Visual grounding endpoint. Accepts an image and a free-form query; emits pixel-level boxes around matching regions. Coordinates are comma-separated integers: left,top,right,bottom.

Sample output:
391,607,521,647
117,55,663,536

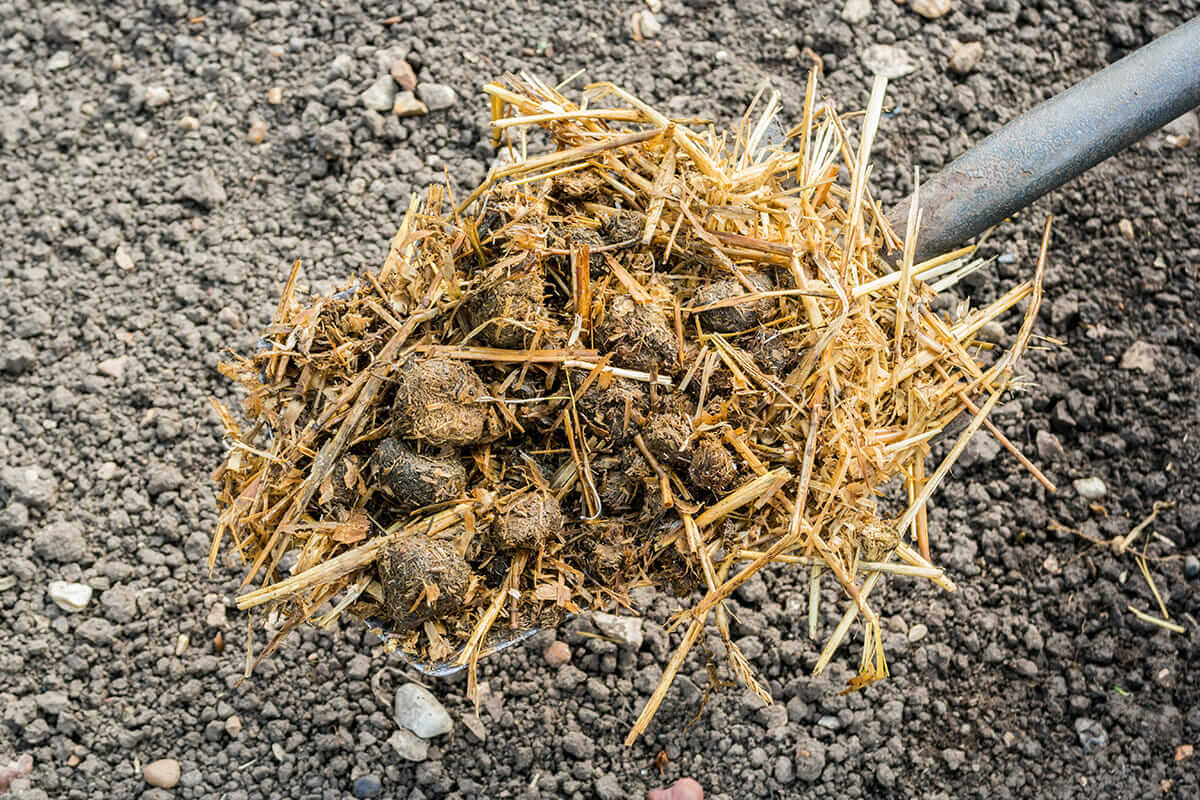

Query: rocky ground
1,1,1198,798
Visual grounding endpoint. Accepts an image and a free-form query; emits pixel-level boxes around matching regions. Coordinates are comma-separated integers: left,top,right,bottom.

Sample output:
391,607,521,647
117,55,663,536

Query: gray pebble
387,728,428,761
1,466,57,509
1073,477,1107,501
360,75,396,111
793,737,825,781
1074,718,1107,753
47,51,71,71
33,521,88,563
99,585,139,624
942,748,966,770
178,169,228,209
394,683,453,738
147,464,185,496
561,730,594,760
416,83,457,111
1,340,37,374
0,502,30,535
594,773,623,800
76,617,116,645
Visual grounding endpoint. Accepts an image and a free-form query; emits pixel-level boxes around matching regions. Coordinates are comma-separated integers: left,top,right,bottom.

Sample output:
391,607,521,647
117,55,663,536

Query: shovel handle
890,15,1200,263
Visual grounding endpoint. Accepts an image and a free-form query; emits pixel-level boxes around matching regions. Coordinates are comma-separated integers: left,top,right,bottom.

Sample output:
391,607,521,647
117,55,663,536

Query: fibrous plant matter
211,70,1052,744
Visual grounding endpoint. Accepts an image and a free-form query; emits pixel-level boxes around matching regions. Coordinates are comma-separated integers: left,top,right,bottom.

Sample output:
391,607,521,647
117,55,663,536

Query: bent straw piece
814,217,1052,676
693,468,791,529
625,615,705,746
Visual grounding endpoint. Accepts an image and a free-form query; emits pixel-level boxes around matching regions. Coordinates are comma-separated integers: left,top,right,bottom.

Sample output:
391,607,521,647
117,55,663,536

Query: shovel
888,15,1200,262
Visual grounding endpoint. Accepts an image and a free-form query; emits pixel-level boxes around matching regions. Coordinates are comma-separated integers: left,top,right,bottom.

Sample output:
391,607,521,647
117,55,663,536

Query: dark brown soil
1,1,1197,799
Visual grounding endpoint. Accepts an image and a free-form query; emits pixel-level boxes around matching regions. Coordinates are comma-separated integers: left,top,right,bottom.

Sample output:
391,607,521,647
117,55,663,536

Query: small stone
1035,430,1066,462
35,691,69,716
48,581,92,612
592,611,644,649
543,640,571,667
361,75,396,112
911,0,951,18
394,683,453,738
1073,477,1107,501
1074,718,1107,754
346,653,370,680
639,11,663,38
267,87,283,104
793,737,826,782
1,466,57,509
1012,658,1038,677
841,0,872,24
0,502,29,535
1163,111,1197,148
461,713,487,743
33,521,88,564
942,748,966,770
1117,218,1134,239
861,44,916,78
1119,340,1159,373
907,623,928,642
949,41,983,74
143,759,181,789
178,169,228,209
595,773,624,800
352,775,383,798
206,602,227,628
98,356,129,379
392,92,428,117
1182,555,1198,579
145,86,171,107
1,340,36,374
329,52,354,79
1176,744,1195,761
390,59,417,91
47,51,71,71
247,120,267,144
178,115,200,130
224,715,242,738
387,728,429,761
416,83,457,111
114,245,134,270
562,730,595,760
147,464,185,496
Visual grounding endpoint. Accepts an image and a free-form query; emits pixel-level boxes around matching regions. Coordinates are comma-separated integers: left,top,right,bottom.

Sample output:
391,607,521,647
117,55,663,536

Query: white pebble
48,581,93,612
394,683,453,738
1073,477,1107,501
145,86,171,107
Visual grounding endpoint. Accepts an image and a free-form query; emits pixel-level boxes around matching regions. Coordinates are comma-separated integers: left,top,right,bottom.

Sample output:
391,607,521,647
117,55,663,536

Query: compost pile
212,72,1048,741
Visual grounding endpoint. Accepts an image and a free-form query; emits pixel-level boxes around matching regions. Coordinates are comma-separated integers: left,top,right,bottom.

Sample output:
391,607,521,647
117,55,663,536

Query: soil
0,1,1197,800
